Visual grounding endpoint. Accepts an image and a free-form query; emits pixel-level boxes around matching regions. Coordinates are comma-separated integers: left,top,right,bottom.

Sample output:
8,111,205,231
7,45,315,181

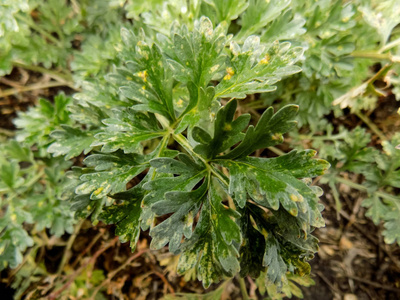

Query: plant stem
334,176,399,203
351,51,400,63
24,169,45,188
351,50,392,60
244,99,266,108
298,131,349,141
380,37,400,53
174,133,232,188
355,111,387,142
173,133,207,164
209,166,229,187
238,276,250,300
57,219,85,275
12,61,73,83
0,128,15,137
173,133,233,190
0,81,73,98
15,14,63,48
333,63,392,109
268,146,285,156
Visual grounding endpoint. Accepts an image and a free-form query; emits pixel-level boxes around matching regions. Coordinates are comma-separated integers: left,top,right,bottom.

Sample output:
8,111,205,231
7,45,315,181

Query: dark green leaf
48,125,97,160
101,184,144,251
219,105,299,159
214,38,303,99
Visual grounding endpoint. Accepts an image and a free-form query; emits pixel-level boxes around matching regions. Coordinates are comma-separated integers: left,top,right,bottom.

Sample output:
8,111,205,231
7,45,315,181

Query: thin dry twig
89,248,150,299
48,236,119,300
152,270,175,295
315,271,342,297
0,77,24,88
328,199,400,272
343,275,400,293
70,229,104,269
0,81,70,98
57,220,85,275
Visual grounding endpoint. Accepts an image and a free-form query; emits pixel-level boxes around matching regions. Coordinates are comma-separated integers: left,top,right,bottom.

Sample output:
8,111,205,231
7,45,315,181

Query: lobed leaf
48,125,97,160
214,37,303,99
101,185,144,251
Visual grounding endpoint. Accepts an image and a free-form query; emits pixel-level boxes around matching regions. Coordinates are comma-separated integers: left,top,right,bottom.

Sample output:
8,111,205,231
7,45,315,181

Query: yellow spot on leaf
261,228,268,237
137,70,148,82
176,99,184,107
290,194,299,202
210,64,220,73
271,133,282,141
11,214,17,222
223,123,232,131
259,54,271,65
93,187,104,196
224,67,235,80
224,74,232,80
187,212,193,224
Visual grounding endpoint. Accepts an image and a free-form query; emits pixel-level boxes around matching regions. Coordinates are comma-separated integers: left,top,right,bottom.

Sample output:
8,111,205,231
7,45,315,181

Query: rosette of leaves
50,17,329,288
0,0,29,40
121,0,382,126
362,134,400,245
0,93,80,270
290,0,376,123
0,0,84,75
71,24,123,83
14,93,72,151
0,0,126,76
231,0,380,126
298,127,400,246
0,141,75,270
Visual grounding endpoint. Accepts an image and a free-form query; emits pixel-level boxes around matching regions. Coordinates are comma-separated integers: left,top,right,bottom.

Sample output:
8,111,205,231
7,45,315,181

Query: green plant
0,94,78,271
294,127,400,246
45,17,329,289
0,0,126,84
2,0,400,298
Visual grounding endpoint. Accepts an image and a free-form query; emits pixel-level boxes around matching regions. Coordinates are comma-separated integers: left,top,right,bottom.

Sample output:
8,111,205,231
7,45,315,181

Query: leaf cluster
295,126,400,246
43,17,330,289
4,0,400,297
0,141,75,270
